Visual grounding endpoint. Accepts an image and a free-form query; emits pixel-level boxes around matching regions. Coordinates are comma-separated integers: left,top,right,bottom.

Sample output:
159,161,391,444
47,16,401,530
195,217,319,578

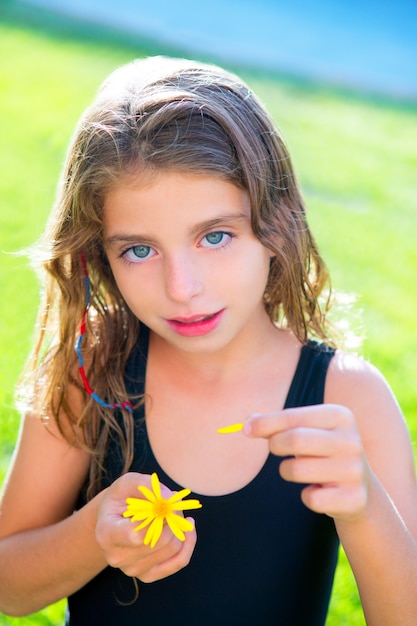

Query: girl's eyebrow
105,213,248,246
105,233,159,246
189,213,247,236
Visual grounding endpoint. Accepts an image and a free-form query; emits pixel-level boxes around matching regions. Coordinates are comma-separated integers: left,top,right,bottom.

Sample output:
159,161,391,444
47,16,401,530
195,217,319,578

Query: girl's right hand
95,472,197,582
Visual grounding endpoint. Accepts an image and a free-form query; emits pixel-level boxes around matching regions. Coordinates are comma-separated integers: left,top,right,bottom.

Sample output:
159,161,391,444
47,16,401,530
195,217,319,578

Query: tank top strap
284,340,335,409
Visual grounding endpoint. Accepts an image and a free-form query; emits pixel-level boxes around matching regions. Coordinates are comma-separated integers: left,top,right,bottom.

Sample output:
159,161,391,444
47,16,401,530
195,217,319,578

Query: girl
0,56,416,626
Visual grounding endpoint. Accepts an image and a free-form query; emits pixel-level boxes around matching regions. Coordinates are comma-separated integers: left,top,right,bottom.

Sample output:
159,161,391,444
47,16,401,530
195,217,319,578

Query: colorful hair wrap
75,253,133,413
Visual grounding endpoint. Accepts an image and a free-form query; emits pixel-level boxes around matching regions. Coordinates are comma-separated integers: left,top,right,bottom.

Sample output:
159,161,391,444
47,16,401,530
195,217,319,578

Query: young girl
0,56,416,626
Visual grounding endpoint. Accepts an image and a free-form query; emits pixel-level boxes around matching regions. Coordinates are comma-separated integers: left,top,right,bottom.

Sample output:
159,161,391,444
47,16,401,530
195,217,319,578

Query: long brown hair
19,56,332,497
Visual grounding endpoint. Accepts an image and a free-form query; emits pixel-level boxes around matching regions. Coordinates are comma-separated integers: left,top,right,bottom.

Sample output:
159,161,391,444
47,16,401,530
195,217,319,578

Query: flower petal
124,498,154,512
217,422,244,434
144,516,164,548
167,488,191,503
151,472,162,499
133,515,154,531
171,499,202,511
167,513,194,532
125,510,154,521
137,485,157,502
166,515,186,541
143,520,156,546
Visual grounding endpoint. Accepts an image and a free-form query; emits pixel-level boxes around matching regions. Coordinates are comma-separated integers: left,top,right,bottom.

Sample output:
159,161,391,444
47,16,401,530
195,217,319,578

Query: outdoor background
1,0,416,624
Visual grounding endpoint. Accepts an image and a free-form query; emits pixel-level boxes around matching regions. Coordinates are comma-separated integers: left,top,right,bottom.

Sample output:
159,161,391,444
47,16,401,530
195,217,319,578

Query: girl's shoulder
325,349,393,404
325,349,417,540
324,349,408,461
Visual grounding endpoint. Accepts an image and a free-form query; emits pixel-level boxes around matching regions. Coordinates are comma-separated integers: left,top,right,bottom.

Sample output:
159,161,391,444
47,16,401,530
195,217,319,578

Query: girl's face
103,171,273,355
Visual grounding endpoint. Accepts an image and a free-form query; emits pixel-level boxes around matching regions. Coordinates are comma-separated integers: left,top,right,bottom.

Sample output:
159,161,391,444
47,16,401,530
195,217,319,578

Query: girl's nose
164,255,204,303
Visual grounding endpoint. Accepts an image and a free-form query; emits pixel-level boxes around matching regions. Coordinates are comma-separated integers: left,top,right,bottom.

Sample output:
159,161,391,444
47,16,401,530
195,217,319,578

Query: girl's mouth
166,310,225,337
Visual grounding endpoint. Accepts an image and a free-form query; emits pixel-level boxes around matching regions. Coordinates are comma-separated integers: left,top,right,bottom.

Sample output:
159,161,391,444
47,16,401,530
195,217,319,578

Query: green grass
1,2,416,624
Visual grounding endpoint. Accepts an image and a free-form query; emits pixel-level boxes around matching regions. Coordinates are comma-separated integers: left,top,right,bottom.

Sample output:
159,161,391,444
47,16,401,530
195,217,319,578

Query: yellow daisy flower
123,472,202,548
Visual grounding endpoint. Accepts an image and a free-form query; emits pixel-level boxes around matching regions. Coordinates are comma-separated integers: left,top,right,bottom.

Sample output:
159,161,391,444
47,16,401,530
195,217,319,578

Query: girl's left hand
244,404,371,523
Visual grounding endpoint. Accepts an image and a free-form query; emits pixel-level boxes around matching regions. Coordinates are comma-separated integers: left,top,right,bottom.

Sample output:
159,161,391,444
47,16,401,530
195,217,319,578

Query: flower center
154,499,172,517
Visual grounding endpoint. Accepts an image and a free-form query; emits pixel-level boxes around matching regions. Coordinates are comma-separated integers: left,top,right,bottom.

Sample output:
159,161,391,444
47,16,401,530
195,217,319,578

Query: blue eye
123,245,154,263
201,231,232,248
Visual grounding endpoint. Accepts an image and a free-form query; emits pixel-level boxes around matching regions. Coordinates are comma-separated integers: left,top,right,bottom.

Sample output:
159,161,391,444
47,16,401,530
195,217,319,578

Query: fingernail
243,420,252,435
243,412,262,436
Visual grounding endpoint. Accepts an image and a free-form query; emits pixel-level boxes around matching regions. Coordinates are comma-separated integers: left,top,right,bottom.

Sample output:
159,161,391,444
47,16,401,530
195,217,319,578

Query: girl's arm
0,411,196,617
0,411,106,615
327,355,417,626
245,353,417,626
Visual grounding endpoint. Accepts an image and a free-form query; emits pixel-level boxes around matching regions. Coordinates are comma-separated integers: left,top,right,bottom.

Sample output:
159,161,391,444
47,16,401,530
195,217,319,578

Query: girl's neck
148,317,290,386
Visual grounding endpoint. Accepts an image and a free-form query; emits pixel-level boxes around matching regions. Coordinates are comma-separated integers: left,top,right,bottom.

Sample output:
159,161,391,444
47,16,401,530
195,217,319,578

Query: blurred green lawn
1,3,416,625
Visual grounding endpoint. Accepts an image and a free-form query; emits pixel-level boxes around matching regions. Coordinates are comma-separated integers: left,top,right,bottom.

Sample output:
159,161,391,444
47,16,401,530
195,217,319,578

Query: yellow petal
166,515,187,541
124,498,154,513
172,499,202,511
123,511,155,522
145,516,164,548
138,485,157,502
166,522,185,541
143,520,156,546
167,513,194,533
151,472,162,499
133,515,154,531
124,507,153,520
168,488,192,503
217,422,244,434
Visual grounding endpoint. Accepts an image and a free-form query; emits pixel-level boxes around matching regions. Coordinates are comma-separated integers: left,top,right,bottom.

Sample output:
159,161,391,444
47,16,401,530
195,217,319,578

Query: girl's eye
200,231,232,248
122,245,155,263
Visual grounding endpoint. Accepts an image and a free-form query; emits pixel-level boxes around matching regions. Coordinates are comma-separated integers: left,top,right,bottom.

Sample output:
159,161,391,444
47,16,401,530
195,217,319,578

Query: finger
114,472,156,498
138,519,197,583
279,455,365,486
267,427,345,458
301,483,368,519
107,520,186,573
120,527,186,577
244,404,354,439
269,422,363,459
100,473,156,520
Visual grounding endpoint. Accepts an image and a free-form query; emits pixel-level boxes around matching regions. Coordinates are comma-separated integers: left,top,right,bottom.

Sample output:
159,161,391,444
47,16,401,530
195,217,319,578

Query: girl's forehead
105,170,249,208
103,172,251,235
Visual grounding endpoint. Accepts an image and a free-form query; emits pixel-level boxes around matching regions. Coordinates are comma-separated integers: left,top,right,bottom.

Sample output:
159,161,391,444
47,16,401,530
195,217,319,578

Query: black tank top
67,329,338,626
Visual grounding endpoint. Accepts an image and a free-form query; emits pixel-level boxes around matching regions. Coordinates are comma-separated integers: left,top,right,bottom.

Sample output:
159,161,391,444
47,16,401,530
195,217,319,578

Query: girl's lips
166,309,225,337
